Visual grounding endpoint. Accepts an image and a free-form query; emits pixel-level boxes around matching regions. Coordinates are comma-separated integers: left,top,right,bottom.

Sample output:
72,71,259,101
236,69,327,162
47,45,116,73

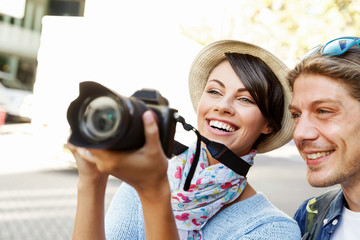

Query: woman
69,40,300,239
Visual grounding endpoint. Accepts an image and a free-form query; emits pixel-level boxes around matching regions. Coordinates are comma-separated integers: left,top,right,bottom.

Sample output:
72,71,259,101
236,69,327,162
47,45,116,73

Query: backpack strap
302,189,339,240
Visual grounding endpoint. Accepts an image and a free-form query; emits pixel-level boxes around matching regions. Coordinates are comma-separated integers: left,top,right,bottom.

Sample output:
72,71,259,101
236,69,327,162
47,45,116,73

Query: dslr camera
67,81,178,157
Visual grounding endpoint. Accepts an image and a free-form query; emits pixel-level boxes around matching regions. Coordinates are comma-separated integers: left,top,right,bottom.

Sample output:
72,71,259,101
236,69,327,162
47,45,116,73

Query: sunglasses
302,37,360,60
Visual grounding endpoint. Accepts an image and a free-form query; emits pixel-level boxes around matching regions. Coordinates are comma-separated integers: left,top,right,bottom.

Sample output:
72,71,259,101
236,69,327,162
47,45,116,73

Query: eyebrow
208,79,248,93
288,104,297,111
288,98,343,111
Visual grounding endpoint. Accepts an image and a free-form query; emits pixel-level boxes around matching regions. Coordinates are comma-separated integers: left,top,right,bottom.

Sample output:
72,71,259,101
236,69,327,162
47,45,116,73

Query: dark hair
288,47,360,101
225,52,285,148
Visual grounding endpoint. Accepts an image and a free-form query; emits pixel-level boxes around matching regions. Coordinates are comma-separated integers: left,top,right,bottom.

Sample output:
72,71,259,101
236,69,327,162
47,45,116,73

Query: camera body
67,81,177,157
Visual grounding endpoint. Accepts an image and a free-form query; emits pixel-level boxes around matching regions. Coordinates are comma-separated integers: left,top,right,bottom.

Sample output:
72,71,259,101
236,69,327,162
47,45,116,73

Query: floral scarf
168,142,256,240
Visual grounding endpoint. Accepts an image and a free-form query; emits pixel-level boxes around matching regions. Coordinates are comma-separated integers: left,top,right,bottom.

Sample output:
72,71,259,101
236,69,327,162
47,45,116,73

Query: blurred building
0,0,85,91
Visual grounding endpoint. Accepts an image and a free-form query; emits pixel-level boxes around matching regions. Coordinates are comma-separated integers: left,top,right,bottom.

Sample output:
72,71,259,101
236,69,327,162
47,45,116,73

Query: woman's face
197,60,272,156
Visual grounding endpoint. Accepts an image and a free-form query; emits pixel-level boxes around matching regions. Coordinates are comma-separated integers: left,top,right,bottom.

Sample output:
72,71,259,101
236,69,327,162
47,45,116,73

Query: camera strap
175,115,252,191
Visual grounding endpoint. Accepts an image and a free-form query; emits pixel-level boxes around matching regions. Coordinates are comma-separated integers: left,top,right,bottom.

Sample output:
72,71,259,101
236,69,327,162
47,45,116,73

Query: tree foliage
179,0,360,66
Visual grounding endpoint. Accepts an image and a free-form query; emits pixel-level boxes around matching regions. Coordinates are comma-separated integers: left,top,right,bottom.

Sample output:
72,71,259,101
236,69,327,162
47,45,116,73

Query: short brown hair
287,47,360,101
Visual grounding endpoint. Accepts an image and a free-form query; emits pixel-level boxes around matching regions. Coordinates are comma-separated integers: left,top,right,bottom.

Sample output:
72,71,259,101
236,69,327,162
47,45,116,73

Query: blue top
293,189,344,240
105,183,301,239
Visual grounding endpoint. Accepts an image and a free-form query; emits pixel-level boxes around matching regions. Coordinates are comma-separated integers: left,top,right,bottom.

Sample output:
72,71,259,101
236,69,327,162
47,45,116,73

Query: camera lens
79,96,122,142
92,108,116,132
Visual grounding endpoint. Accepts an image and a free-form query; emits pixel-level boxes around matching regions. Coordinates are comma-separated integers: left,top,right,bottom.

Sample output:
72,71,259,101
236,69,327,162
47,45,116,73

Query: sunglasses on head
302,37,360,60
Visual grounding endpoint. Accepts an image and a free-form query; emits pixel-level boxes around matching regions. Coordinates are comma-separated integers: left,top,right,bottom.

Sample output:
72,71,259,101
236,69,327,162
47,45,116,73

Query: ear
261,124,273,135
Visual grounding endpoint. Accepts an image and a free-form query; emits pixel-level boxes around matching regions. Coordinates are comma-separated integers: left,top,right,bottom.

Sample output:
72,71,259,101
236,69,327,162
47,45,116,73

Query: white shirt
330,207,360,240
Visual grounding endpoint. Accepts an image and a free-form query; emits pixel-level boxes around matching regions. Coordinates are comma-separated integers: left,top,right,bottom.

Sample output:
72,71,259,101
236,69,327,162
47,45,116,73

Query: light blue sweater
105,183,301,239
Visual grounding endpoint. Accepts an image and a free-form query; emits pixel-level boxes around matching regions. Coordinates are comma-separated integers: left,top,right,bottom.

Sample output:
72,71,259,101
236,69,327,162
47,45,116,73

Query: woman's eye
238,97,255,104
207,89,221,95
291,113,300,119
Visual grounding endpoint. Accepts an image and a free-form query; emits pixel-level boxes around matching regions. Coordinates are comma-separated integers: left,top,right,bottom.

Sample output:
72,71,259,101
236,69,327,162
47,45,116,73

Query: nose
293,113,319,146
214,97,235,115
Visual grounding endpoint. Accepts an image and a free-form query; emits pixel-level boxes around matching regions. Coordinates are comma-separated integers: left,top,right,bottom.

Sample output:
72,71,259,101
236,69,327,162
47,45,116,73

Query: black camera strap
174,115,252,191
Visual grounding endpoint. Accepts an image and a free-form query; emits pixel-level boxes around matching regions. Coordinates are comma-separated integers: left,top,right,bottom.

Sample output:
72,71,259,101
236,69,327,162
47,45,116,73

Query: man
287,37,360,240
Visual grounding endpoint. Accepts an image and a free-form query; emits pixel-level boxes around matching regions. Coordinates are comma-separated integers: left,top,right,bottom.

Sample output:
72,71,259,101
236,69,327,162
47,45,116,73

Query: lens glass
322,38,354,55
92,108,116,131
80,96,121,142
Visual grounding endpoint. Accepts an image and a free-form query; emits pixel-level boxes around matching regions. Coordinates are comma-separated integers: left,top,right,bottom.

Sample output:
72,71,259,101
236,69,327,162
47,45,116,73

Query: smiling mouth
209,120,237,132
306,150,334,160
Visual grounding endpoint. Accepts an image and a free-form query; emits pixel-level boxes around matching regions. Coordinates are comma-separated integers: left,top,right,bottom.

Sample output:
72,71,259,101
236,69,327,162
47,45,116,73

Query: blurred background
0,0,356,239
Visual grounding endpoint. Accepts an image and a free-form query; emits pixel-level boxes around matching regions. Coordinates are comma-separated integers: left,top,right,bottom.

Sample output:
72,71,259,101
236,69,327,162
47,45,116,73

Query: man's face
289,74,360,187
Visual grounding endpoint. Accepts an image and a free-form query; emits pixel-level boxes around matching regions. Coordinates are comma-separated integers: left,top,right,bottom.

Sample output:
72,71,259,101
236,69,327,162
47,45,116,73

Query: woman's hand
70,110,178,240
67,143,109,187
73,110,170,199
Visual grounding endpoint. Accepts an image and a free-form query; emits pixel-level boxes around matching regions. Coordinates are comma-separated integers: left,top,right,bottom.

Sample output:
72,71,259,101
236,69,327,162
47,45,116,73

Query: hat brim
188,40,294,153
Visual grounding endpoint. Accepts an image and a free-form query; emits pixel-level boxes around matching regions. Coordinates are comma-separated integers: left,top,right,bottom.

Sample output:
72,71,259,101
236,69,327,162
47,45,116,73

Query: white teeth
209,120,235,132
306,151,333,160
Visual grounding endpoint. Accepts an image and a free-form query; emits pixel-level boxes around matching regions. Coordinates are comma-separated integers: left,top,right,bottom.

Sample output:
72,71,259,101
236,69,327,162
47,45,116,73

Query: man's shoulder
295,188,341,216
294,188,342,236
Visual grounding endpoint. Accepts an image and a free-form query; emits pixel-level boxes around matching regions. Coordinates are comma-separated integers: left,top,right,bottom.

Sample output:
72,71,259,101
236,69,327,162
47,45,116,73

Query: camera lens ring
79,95,123,142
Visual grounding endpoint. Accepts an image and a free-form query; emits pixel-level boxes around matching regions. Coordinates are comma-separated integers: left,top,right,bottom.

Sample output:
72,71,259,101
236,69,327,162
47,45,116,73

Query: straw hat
188,40,294,153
